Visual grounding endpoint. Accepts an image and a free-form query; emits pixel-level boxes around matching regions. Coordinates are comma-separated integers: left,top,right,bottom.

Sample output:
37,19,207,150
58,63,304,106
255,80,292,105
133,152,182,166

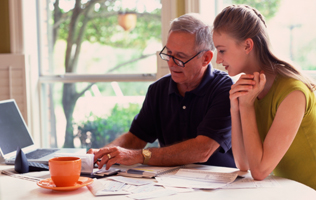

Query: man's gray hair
169,13,214,52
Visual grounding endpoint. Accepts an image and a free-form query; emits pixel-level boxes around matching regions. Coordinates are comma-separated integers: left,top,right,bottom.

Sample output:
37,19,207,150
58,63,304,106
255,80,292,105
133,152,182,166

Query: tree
52,0,161,147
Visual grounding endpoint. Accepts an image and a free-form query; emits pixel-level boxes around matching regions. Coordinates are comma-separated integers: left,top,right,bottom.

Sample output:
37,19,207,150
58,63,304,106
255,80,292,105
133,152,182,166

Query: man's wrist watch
142,149,152,165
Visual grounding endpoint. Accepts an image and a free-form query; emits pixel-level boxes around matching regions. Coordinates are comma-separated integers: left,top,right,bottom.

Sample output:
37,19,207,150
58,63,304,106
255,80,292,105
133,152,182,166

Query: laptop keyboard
25,149,59,159
5,149,60,165
28,161,49,171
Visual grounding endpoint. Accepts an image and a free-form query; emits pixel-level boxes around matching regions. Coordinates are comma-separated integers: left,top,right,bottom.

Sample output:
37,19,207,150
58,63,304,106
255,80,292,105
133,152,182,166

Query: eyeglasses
159,46,206,68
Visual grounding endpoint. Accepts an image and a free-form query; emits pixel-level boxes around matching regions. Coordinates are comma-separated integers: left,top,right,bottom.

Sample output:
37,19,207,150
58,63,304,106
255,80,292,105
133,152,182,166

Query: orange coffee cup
49,157,81,187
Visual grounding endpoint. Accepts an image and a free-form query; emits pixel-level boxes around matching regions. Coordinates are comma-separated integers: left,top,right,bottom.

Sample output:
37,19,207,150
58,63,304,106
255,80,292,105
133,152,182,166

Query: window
201,0,316,77
37,0,164,149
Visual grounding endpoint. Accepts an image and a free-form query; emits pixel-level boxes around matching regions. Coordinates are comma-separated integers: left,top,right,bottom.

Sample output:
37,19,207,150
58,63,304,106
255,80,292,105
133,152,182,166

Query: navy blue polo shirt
130,65,235,168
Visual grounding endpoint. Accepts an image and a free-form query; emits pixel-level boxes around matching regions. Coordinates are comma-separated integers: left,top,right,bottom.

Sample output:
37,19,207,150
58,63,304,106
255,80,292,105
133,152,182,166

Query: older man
88,13,235,169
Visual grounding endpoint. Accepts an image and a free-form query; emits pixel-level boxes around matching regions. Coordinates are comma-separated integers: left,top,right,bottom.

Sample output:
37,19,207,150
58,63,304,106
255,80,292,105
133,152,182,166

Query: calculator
92,168,121,177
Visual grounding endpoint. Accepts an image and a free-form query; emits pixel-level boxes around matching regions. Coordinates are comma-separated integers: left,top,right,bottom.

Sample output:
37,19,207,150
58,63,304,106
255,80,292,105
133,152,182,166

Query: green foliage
56,11,72,41
77,103,141,148
232,0,281,20
56,1,161,50
85,12,161,49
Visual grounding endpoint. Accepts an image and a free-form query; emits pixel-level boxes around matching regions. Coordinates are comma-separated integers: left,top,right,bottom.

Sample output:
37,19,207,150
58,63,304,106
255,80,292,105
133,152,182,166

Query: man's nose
168,58,178,67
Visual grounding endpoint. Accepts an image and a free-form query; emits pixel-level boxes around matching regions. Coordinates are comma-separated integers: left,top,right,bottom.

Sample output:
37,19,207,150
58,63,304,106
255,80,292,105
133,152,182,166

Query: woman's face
213,31,250,76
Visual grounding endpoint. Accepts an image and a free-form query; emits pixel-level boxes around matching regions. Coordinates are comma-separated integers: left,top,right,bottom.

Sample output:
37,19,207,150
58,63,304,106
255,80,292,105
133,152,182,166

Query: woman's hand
238,72,266,107
230,74,256,112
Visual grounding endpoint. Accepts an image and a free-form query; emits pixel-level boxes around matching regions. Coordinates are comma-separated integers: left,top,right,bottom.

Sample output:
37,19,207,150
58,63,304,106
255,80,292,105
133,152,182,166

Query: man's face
165,31,206,86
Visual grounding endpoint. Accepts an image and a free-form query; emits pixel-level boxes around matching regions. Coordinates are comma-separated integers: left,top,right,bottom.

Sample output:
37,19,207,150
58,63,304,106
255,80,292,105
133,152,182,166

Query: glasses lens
160,54,170,61
173,58,184,67
160,52,184,67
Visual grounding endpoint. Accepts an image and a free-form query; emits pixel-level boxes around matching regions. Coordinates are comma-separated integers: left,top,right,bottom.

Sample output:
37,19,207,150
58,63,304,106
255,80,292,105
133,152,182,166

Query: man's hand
87,148,99,155
93,146,143,169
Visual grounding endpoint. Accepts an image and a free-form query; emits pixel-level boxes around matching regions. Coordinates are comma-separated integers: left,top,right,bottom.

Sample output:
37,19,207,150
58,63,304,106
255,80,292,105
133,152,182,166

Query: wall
0,0,10,53
177,0,185,17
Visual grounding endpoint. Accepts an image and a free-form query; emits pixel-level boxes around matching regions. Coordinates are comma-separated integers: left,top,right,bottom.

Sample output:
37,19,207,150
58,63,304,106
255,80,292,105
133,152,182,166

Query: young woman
212,4,316,190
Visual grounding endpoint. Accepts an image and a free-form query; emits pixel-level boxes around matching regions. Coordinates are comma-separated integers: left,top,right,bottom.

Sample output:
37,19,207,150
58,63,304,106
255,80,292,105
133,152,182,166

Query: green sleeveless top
254,76,316,190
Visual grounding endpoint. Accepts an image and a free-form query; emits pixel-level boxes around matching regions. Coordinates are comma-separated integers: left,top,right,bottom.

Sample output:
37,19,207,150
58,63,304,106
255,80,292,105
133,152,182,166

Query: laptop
0,99,87,165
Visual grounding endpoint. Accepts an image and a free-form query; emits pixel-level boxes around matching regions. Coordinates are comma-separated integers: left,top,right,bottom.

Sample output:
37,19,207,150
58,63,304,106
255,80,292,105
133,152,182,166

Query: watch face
143,150,151,156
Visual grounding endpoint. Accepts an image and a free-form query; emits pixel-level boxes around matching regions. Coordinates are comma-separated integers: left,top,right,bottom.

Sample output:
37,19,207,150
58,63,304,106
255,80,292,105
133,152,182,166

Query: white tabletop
0,164,315,200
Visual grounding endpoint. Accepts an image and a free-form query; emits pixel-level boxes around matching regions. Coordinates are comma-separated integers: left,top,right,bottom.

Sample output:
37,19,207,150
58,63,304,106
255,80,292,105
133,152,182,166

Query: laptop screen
0,100,34,155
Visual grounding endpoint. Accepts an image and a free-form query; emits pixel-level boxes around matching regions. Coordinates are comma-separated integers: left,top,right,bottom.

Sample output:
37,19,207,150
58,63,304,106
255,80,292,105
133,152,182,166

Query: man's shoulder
150,74,172,88
212,68,231,79
207,68,233,87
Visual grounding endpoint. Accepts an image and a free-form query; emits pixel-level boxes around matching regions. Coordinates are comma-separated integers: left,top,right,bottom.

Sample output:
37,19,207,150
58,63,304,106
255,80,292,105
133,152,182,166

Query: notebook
0,99,86,165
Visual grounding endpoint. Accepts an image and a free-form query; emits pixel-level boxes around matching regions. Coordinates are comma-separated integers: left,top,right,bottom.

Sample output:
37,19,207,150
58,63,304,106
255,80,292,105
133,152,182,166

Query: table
0,163,315,200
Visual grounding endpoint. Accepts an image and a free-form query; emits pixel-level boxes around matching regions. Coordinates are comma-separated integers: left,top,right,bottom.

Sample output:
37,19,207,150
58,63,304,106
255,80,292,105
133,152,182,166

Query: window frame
10,0,178,147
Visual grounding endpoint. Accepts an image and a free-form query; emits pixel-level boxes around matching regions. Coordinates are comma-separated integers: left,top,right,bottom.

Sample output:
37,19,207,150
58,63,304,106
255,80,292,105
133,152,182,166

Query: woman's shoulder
275,76,309,93
274,76,315,105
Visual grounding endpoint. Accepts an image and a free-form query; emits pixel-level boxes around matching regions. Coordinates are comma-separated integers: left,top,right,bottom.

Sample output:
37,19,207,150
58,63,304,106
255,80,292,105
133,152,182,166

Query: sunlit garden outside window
39,0,161,149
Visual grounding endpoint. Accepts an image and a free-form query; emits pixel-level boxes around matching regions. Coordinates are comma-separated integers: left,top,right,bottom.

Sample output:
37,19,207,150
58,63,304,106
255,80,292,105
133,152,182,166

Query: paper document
174,169,238,183
87,177,165,196
155,176,229,189
155,169,239,189
1,169,50,182
87,179,130,196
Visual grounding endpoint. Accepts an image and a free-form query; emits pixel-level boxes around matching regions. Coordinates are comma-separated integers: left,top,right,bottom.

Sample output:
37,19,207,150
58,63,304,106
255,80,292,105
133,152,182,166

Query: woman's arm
229,74,255,171
231,109,249,170
238,73,306,180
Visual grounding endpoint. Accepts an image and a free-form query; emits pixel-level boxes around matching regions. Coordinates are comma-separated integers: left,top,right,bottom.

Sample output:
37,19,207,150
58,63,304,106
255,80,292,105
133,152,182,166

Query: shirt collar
168,64,214,96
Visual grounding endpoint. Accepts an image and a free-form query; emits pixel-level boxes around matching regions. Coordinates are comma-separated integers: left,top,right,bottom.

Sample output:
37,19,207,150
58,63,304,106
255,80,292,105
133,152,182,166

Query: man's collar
168,64,214,96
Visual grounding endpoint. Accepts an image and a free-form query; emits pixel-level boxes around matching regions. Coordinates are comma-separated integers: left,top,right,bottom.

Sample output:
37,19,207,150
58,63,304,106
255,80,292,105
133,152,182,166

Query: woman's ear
244,38,254,54
202,50,213,66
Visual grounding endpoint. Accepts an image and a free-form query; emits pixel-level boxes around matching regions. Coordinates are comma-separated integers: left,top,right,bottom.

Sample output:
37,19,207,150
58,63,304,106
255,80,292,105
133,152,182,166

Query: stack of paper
155,169,239,189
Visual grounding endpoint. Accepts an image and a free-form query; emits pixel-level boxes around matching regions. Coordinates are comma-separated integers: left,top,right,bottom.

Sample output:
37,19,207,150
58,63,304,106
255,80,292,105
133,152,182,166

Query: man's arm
87,131,147,158
94,134,219,169
146,135,219,166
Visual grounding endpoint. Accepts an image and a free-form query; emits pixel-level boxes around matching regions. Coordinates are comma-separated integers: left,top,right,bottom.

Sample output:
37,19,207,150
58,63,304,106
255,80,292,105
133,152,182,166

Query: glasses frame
159,46,206,68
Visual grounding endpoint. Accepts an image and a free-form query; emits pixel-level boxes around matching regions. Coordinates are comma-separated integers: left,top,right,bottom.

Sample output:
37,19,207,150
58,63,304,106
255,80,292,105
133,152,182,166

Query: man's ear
202,50,213,66
244,38,254,54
